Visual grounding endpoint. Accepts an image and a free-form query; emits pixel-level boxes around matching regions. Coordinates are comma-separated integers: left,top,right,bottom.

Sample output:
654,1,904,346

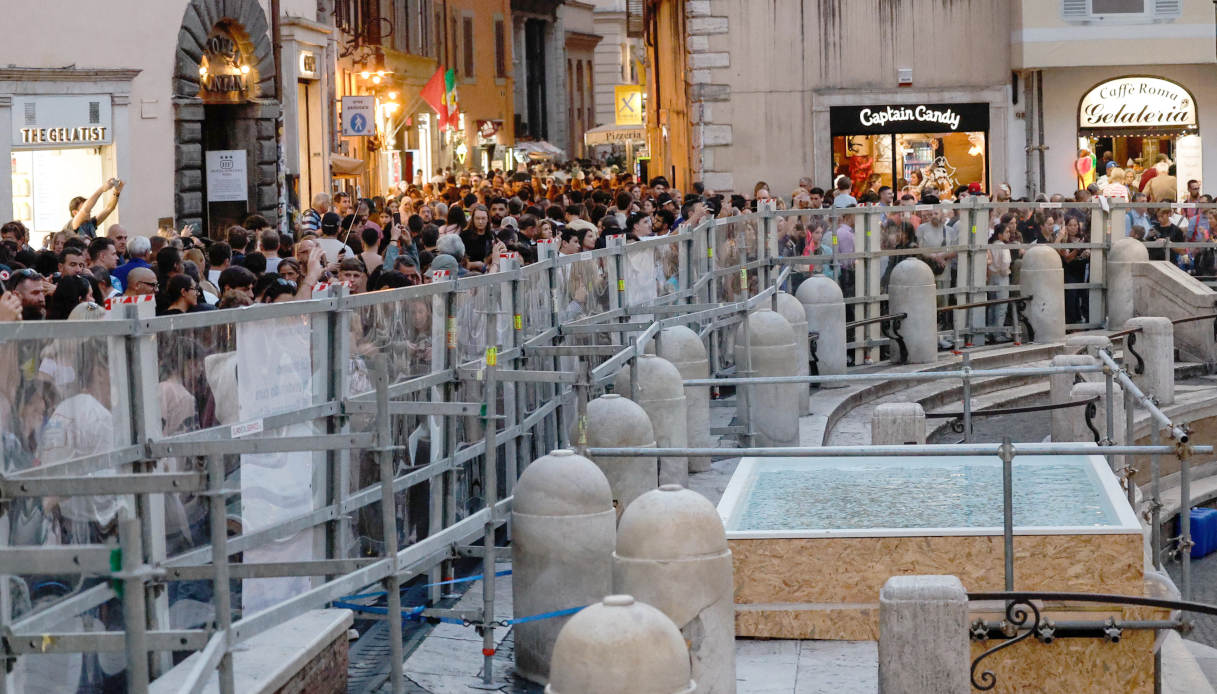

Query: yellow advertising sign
615,85,643,126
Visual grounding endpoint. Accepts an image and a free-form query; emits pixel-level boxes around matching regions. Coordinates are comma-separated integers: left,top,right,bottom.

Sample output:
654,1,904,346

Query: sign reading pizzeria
1078,77,1197,133
829,102,990,136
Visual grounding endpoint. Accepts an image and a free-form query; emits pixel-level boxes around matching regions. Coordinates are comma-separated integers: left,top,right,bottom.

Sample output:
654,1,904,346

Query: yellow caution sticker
513,314,523,330
485,347,498,367
707,247,714,259
446,316,456,349
617,278,626,292
740,268,748,291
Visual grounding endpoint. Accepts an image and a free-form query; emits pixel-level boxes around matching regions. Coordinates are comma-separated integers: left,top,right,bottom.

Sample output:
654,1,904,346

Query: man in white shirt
915,206,958,344
315,212,354,261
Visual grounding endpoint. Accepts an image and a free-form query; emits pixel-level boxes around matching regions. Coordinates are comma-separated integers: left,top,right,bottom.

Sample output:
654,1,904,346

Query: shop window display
832,130,986,199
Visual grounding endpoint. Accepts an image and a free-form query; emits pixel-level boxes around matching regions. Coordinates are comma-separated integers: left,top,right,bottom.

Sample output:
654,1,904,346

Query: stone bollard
647,326,713,472
1067,381,1125,444
1049,355,1097,442
735,309,800,446
546,595,697,694
1125,317,1175,406
580,394,659,518
513,449,616,685
1066,334,1113,358
773,291,812,415
878,575,969,694
871,403,927,445
795,275,846,383
887,258,938,364
1108,237,1149,329
1019,245,1066,342
615,355,690,487
614,485,735,694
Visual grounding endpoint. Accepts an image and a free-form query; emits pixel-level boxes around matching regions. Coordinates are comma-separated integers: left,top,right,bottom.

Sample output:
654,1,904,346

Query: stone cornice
0,67,141,82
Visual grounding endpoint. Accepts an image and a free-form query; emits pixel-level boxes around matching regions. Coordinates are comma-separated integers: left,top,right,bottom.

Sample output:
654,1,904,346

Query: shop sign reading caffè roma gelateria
1079,77,1197,131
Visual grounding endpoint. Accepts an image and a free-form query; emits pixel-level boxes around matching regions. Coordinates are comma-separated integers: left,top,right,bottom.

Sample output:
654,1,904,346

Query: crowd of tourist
2,158,1215,691
0,160,1213,339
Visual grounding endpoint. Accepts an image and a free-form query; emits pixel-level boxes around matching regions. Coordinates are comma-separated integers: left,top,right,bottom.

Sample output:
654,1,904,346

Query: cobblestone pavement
1168,546,1217,648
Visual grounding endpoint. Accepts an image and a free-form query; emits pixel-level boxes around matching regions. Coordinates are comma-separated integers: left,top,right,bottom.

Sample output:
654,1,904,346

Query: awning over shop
514,140,566,160
331,153,366,177
584,123,645,146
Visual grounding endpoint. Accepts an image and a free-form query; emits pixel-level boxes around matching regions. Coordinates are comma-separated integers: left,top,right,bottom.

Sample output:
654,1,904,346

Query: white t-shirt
38,393,123,527
316,237,354,261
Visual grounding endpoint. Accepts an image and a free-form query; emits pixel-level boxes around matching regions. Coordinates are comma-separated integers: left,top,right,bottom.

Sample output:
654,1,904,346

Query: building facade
0,0,528,244
644,0,1216,199
512,0,571,157
1014,0,1215,199
445,0,516,175
3,0,306,243
560,1,602,160
645,0,1011,197
591,0,644,129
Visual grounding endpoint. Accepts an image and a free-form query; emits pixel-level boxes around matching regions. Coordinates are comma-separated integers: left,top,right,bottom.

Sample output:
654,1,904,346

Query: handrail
1106,328,1145,374
1169,312,1217,325
937,296,1034,343
1167,311,1217,345
846,312,907,330
845,313,908,364
925,395,1101,442
966,591,1217,692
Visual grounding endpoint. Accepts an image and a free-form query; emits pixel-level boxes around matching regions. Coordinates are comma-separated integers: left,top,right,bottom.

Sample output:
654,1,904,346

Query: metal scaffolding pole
373,356,404,693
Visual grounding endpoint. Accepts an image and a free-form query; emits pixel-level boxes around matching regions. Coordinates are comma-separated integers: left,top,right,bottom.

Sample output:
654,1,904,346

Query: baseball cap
501,216,519,231
968,182,982,194
320,212,341,234
426,253,460,278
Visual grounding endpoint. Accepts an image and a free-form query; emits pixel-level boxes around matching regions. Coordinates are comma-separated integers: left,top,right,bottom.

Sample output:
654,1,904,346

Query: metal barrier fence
0,199,1213,693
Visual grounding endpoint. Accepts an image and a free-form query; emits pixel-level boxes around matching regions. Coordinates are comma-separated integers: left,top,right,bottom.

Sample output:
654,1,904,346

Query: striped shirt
301,208,322,235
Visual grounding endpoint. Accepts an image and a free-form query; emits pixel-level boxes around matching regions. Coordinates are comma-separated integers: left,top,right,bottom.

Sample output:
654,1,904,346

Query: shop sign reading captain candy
829,102,988,136
858,105,962,131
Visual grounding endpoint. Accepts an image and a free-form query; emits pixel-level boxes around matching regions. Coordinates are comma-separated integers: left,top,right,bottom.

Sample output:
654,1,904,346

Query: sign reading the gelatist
1079,77,1197,131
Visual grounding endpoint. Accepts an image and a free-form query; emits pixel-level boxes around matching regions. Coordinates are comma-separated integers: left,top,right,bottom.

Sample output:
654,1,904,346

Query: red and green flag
421,67,461,131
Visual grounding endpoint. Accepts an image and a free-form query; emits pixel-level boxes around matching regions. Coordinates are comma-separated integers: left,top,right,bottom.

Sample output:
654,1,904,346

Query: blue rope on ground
334,570,514,604
424,569,512,589
498,605,586,626
330,599,588,627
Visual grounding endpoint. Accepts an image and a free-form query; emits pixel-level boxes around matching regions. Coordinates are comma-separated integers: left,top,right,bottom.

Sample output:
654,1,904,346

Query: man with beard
8,269,48,320
489,197,510,228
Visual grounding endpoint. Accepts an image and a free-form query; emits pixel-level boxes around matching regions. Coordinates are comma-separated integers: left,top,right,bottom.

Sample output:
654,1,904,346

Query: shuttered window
463,16,474,78
494,20,506,77
1063,0,1181,19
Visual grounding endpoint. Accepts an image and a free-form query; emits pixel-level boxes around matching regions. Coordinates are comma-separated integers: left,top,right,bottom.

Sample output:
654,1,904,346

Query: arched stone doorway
174,0,280,237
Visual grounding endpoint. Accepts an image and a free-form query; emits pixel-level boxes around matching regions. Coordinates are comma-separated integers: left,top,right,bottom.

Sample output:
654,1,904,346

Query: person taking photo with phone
66,178,124,239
